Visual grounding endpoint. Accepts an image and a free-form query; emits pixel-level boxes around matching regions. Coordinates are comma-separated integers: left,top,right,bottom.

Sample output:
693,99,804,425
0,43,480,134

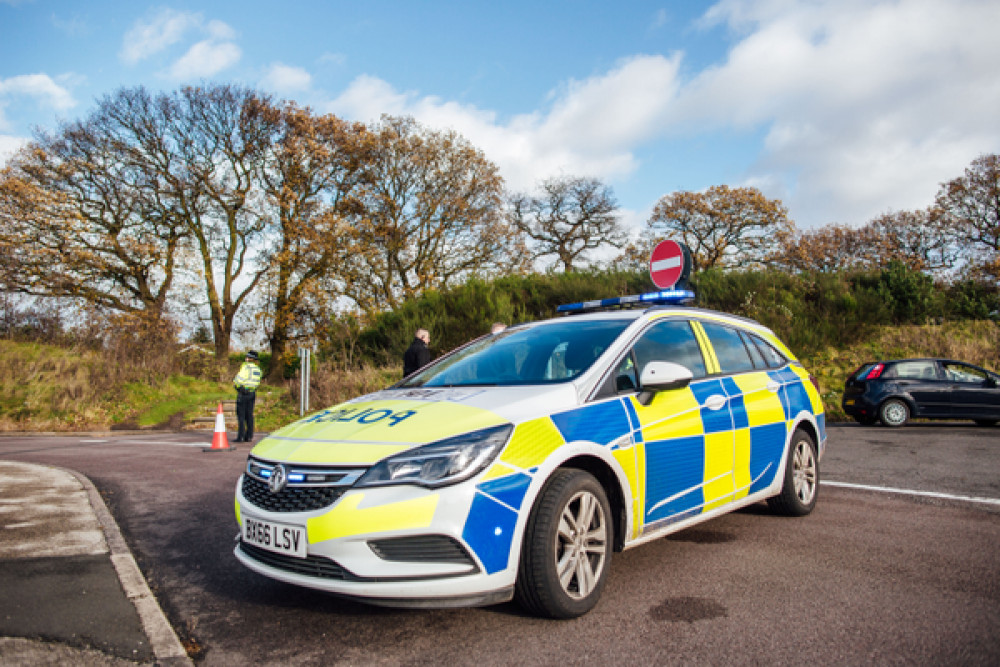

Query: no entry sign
649,240,689,289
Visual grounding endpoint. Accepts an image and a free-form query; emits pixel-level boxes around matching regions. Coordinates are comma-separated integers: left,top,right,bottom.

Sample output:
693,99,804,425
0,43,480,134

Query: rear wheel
879,398,910,427
768,428,819,517
974,419,998,427
515,469,612,619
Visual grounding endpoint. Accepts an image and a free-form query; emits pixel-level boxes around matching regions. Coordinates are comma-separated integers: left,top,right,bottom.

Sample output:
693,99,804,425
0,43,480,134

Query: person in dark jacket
403,328,431,376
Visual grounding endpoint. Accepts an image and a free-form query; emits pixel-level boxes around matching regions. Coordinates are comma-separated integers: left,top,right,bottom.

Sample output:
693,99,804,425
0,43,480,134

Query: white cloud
0,73,75,112
677,0,1000,226
327,55,683,192
166,40,242,80
120,8,201,63
120,9,241,80
0,134,28,166
260,63,312,94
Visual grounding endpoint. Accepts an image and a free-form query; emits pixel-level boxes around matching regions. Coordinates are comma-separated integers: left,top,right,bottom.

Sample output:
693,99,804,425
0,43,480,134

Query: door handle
704,394,727,411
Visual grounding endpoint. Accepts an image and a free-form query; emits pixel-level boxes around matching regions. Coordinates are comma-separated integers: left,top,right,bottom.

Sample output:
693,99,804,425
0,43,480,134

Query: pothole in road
649,597,727,623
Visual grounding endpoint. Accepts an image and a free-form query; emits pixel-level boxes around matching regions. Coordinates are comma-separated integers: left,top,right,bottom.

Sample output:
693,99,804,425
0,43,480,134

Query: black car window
943,362,988,384
632,320,707,379
740,330,768,369
701,321,755,374
894,361,939,380
747,332,788,368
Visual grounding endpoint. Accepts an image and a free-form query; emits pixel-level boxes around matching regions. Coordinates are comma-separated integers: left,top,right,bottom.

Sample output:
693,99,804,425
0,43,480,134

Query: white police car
234,291,825,618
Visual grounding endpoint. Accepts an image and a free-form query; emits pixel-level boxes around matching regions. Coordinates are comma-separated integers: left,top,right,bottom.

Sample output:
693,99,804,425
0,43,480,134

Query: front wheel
879,398,910,427
515,469,612,619
767,429,819,516
974,419,997,427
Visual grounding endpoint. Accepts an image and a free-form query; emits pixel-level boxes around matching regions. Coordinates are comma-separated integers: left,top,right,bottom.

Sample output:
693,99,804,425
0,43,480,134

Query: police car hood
250,384,581,466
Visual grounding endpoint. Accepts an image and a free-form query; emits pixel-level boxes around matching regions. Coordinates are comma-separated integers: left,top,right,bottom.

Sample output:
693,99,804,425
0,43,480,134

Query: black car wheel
879,398,910,427
767,428,819,516
974,419,998,427
514,469,612,619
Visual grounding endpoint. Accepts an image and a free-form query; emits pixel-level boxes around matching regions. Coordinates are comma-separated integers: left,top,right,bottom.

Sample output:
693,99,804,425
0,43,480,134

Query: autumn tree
0,89,187,320
256,103,372,380
935,153,1000,279
168,84,281,359
643,185,793,271
779,210,957,275
340,116,524,313
507,175,625,271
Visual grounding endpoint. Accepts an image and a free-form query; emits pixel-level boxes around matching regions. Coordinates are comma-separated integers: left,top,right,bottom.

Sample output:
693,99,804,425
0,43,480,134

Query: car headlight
356,424,513,489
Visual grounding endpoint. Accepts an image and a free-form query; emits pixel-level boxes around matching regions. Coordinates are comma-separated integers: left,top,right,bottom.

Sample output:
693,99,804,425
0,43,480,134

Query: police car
234,290,825,618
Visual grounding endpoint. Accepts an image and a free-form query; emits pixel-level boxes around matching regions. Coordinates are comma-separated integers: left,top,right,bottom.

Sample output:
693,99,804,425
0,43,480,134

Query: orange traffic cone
203,402,234,452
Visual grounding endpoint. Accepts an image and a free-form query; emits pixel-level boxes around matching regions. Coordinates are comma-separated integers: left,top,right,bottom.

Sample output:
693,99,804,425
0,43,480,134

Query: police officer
233,350,262,443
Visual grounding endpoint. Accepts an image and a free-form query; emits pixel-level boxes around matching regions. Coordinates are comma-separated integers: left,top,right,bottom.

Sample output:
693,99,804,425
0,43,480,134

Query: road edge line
823,480,1000,507
63,467,194,666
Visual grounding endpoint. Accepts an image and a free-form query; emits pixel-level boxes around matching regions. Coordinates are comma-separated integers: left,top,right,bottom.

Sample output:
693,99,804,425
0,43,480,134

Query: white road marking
79,439,108,443
823,480,1000,507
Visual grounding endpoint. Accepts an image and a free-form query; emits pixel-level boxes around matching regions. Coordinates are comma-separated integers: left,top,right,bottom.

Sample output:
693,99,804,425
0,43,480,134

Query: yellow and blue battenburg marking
459,362,824,574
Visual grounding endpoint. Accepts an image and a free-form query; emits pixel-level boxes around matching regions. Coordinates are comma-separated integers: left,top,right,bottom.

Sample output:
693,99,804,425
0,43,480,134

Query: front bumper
234,474,520,606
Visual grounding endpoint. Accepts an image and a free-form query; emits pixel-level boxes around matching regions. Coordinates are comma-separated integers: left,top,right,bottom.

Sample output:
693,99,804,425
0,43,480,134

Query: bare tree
507,175,625,272
0,88,187,320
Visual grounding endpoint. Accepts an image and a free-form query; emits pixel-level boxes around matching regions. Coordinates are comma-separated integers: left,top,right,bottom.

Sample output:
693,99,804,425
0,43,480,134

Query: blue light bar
557,290,695,313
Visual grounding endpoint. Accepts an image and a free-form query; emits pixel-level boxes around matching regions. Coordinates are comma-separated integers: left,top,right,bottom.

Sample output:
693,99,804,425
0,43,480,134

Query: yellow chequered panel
307,492,439,544
790,365,825,413
636,389,703,441
612,445,640,537
481,462,517,483
702,431,735,512
499,417,565,470
734,428,752,499
735,372,786,427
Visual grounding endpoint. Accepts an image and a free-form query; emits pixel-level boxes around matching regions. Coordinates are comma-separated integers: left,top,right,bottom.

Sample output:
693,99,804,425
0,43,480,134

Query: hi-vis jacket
234,362,262,392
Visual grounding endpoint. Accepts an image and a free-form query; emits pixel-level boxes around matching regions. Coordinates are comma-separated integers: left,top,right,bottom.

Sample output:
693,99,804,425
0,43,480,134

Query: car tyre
974,419,998,427
879,398,910,427
515,469,612,619
767,428,819,517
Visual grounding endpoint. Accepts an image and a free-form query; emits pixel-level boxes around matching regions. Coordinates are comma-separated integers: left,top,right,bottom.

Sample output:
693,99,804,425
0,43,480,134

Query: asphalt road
1,424,998,665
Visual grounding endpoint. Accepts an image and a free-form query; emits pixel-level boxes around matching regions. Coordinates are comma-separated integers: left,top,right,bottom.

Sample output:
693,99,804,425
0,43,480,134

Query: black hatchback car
842,358,1000,427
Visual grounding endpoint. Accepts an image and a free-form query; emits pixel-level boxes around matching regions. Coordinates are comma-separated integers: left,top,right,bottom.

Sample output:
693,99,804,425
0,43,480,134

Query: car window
740,331,768,369
746,332,788,369
943,362,988,384
402,319,632,387
893,361,940,380
701,321,755,374
632,319,707,379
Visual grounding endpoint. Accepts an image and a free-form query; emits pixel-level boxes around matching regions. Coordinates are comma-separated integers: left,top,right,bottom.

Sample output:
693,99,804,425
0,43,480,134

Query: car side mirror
637,361,693,405
986,376,998,389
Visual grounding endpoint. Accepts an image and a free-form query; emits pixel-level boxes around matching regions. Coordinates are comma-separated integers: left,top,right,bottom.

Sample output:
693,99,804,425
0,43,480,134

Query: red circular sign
649,240,685,289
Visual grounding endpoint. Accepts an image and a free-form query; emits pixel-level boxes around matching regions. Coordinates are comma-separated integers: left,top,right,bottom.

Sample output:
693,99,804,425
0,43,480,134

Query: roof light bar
557,289,695,313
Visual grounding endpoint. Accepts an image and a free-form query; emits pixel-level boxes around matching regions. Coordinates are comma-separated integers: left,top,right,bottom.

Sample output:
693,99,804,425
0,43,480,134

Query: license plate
242,516,307,558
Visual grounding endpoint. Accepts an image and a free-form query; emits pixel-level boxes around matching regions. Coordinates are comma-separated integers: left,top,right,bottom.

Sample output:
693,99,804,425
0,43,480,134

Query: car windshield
400,318,632,387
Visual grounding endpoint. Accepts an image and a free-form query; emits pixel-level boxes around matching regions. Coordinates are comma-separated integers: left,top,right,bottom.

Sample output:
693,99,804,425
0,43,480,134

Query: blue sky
2,0,999,235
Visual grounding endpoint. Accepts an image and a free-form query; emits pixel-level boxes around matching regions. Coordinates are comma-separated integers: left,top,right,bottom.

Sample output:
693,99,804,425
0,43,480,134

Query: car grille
239,541,357,580
241,456,365,513
368,535,478,568
241,476,347,513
